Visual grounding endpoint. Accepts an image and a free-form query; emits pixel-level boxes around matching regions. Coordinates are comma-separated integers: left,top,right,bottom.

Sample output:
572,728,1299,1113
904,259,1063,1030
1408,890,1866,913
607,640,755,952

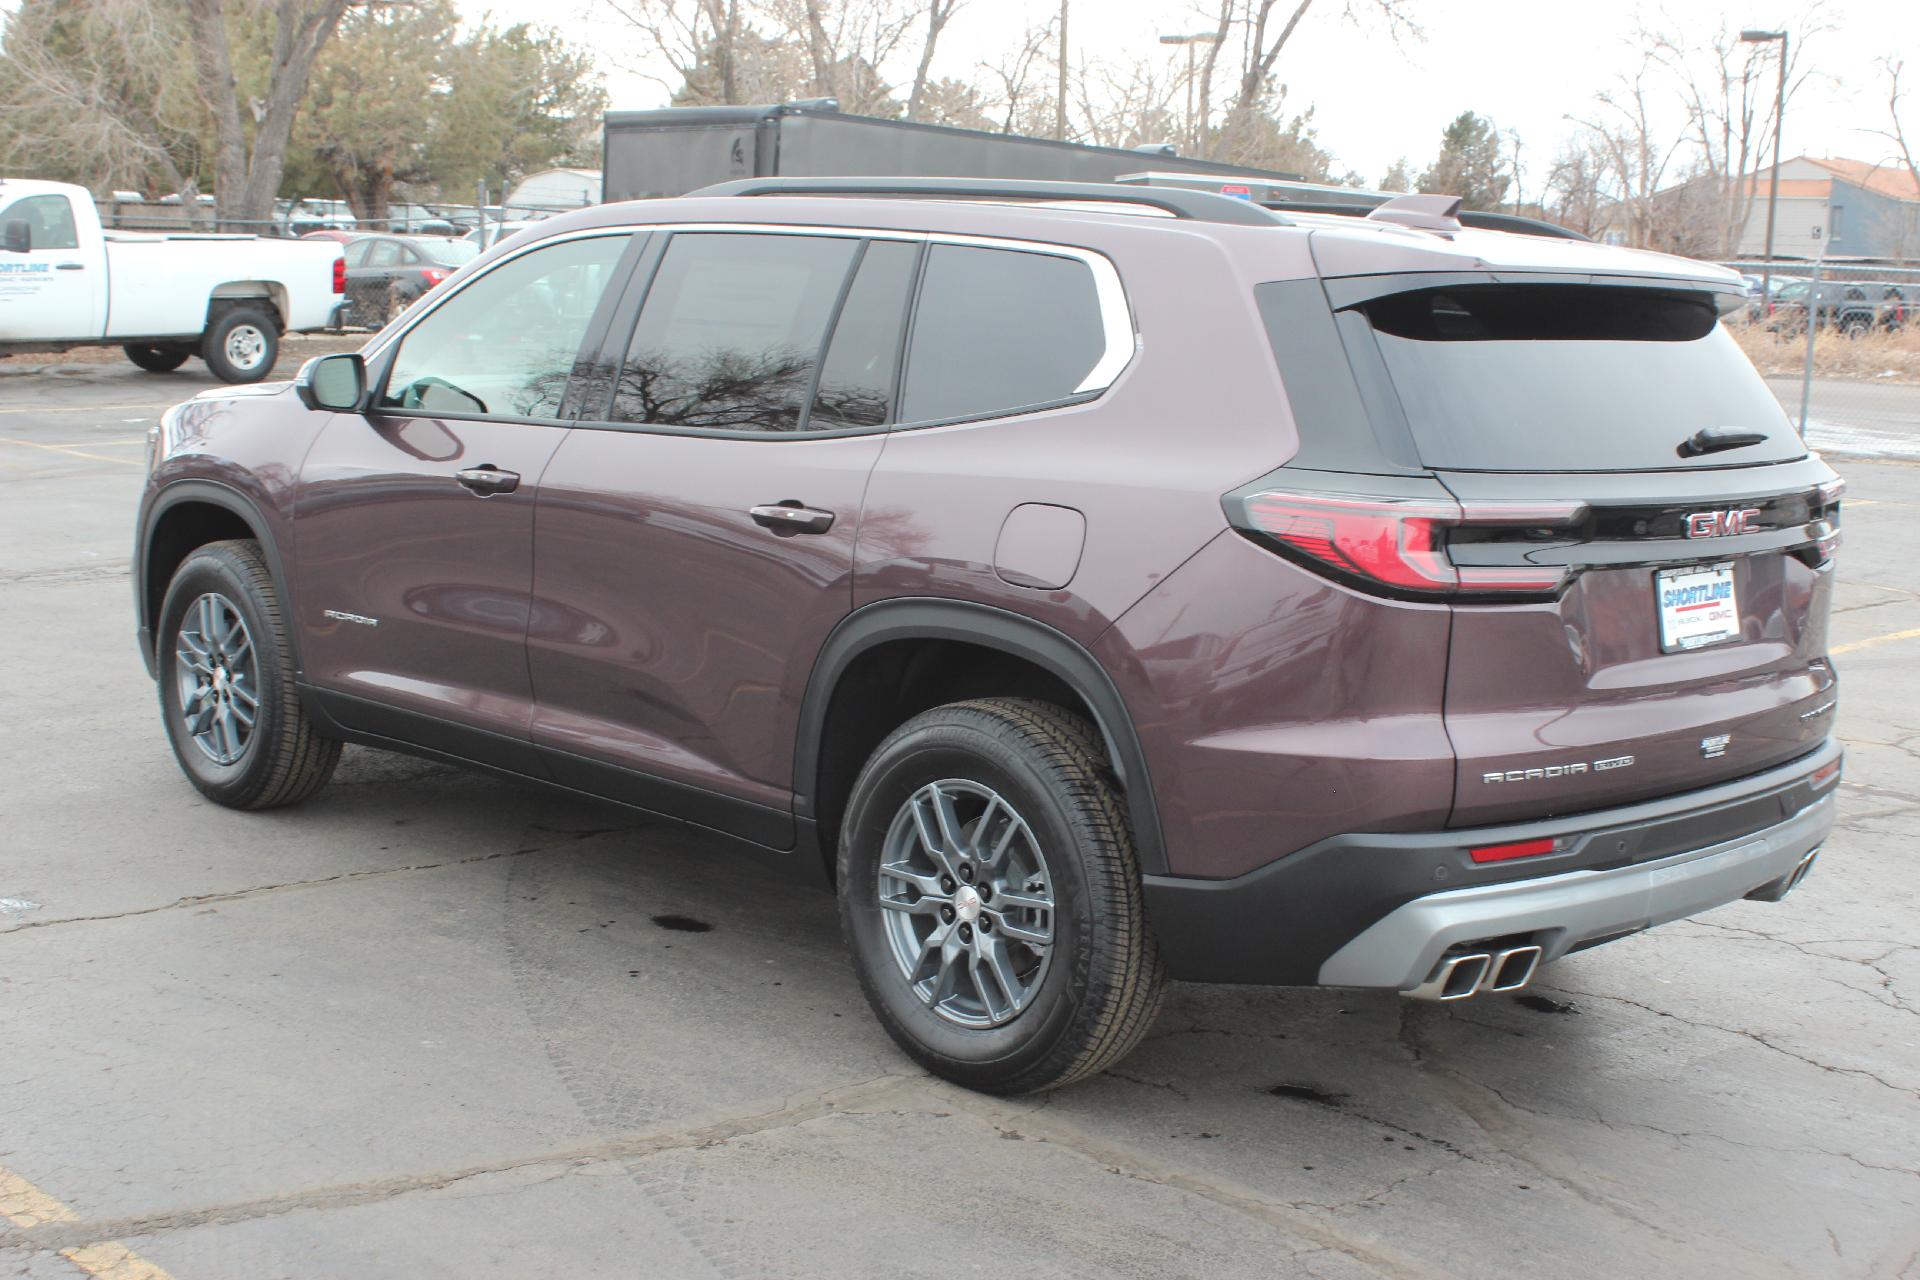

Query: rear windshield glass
1357,284,1802,471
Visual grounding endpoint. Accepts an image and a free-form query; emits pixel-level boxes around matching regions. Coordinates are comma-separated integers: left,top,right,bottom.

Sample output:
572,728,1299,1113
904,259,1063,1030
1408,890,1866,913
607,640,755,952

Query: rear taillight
331,254,345,294
421,267,450,286
1229,491,1583,599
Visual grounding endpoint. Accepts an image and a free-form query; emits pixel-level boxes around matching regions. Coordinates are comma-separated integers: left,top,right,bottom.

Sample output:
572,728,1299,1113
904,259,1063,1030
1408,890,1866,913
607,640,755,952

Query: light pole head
1159,32,1221,45
1739,28,1786,42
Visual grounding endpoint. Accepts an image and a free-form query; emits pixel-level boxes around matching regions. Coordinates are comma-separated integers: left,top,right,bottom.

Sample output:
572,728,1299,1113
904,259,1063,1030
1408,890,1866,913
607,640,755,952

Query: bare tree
905,0,961,120
1868,57,1920,199
602,0,748,103
183,0,352,228
1571,56,1686,250
978,17,1055,135
0,0,204,197
1211,0,1415,161
1542,136,1608,237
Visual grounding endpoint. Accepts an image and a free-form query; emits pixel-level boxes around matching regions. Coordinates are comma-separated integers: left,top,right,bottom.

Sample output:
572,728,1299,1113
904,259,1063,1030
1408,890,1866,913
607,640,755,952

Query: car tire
201,305,279,383
838,698,1166,1094
155,539,340,809
123,343,191,373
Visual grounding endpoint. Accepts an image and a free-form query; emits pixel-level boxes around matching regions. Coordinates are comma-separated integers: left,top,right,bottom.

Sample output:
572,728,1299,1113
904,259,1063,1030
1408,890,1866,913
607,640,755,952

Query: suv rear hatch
1242,258,1841,827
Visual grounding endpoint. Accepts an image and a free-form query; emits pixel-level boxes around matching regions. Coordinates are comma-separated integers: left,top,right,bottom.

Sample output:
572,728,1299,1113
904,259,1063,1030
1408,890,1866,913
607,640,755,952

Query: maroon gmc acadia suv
134,179,1843,1093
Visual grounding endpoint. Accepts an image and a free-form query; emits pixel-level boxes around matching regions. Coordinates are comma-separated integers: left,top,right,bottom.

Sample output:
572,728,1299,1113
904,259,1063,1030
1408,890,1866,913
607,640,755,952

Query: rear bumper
1143,739,1841,987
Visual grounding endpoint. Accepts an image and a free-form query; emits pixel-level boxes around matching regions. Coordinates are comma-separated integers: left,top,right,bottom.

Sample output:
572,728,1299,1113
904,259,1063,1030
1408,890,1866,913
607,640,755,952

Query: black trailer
602,101,1304,202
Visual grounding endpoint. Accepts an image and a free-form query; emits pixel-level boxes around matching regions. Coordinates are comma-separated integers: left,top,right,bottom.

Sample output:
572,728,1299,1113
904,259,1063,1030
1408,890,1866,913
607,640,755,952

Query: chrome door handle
455,466,519,495
749,503,834,535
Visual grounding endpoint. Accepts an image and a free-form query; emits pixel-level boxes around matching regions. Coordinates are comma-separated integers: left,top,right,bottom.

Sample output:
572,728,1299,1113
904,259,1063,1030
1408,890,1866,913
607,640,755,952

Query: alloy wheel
173,592,259,766
877,779,1056,1028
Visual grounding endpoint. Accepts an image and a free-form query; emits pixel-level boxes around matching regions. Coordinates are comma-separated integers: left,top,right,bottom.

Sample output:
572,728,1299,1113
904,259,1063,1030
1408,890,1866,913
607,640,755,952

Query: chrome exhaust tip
1406,951,1493,1001
1746,847,1821,903
1487,945,1543,993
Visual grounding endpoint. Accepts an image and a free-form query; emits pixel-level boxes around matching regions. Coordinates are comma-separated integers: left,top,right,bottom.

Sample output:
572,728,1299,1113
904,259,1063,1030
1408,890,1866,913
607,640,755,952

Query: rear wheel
202,305,279,383
156,539,340,809
123,343,190,373
838,698,1166,1094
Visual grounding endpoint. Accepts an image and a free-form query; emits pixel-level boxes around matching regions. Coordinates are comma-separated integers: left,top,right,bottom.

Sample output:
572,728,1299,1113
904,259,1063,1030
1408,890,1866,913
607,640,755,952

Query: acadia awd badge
1483,755,1634,784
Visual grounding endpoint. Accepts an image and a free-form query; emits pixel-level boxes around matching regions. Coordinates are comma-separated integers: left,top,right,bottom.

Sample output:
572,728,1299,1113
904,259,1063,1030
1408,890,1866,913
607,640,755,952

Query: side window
342,240,371,268
0,194,79,251
610,232,858,432
808,240,918,430
900,244,1108,424
365,240,402,269
381,234,629,420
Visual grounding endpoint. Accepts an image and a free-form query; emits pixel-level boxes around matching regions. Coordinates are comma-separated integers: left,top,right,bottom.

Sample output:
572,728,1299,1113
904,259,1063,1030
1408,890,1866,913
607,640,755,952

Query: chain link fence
1720,258,1920,464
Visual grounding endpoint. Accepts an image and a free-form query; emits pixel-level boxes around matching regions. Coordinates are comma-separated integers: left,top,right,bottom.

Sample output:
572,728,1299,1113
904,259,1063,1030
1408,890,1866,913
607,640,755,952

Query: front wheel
202,305,279,383
838,698,1166,1094
156,539,340,808
124,343,190,373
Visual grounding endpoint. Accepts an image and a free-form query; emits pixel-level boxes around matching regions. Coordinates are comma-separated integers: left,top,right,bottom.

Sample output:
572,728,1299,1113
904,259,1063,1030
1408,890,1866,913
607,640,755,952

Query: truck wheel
202,305,280,383
156,539,340,809
124,343,190,373
838,698,1166,1095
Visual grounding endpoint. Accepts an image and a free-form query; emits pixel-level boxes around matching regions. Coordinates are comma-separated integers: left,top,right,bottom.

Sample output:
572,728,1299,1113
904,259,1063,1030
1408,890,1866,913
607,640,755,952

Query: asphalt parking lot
2,354,1916,1279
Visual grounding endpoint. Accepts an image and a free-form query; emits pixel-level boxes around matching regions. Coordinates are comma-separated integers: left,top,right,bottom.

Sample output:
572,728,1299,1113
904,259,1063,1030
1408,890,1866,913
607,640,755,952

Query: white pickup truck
0,177,346,383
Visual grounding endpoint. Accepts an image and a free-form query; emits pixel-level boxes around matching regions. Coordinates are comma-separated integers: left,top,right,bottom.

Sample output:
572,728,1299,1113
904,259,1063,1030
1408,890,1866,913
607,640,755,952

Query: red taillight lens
1242,493,1458,592
1469,837,1558,864
1232,492,1581,598
331,254,345,294
421,267,450,286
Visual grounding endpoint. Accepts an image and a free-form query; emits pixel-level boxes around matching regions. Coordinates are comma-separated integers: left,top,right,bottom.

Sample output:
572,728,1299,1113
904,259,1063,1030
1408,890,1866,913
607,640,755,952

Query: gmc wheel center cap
954,885,982,923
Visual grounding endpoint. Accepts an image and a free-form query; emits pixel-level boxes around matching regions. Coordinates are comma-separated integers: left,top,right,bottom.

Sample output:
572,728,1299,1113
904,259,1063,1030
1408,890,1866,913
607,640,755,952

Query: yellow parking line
0,1167,79,1227
0,436,142,467
61,1241,177,1280
0,1165,176,1280
1832,626,1920,656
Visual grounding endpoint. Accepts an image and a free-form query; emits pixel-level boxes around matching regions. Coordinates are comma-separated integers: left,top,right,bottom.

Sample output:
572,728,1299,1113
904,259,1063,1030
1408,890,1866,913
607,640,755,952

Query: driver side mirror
294,352,366,412
3,220,30,254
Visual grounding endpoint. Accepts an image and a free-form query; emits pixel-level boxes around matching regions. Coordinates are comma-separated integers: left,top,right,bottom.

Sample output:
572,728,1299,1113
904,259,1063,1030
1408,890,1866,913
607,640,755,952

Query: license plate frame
1656,561,1740,653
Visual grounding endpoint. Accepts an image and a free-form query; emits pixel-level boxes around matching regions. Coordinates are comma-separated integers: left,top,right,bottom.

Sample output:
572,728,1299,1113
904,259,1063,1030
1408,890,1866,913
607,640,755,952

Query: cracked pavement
2,364,1917,1278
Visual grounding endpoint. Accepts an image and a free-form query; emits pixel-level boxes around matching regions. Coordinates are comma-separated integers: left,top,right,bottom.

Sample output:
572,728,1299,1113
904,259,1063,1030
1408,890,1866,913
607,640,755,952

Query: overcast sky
461,0,1916,194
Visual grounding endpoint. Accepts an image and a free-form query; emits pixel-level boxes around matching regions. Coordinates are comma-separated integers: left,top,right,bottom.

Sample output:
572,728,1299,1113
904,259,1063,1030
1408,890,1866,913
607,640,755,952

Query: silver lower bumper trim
1317,792,1836,991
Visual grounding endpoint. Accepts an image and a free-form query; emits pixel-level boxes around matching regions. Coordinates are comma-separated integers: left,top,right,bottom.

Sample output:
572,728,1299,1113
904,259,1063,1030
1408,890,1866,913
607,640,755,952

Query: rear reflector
1469,837,1558,864
1811,759,1841,789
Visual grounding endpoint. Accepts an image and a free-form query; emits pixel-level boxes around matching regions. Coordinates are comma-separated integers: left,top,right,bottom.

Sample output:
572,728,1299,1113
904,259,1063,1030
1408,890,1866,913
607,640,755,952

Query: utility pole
1056,0,1068,140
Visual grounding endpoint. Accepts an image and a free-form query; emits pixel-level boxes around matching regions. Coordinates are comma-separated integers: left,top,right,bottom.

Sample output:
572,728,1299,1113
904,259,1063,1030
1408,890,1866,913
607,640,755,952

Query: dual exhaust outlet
1407,944,1543,1002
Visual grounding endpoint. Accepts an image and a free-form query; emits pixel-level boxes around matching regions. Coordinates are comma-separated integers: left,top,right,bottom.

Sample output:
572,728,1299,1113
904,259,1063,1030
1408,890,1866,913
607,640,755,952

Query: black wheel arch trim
794,598,1167,876
136,478,298,681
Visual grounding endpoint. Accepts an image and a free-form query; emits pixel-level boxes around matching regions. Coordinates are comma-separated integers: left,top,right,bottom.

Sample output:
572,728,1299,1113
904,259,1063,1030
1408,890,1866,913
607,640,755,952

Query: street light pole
1159,33,1221,156
1742,28,1789,307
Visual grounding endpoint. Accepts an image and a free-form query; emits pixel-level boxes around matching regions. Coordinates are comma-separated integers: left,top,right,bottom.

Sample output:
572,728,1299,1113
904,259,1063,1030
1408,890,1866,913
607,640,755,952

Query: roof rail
686,176,1291,227
1366,193,1464,232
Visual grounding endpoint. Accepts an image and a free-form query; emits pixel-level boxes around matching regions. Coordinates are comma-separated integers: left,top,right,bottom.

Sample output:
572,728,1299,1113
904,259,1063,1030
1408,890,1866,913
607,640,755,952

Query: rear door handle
455,466,520,496
750,503,834,535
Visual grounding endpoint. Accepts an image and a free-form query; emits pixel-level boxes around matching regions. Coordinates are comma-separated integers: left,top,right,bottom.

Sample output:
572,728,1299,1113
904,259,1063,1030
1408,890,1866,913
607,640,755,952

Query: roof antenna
1365,193,1464,232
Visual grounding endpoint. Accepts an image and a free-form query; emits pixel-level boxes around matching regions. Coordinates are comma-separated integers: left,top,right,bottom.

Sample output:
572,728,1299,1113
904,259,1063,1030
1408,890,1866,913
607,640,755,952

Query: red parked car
134,178,1842,1093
